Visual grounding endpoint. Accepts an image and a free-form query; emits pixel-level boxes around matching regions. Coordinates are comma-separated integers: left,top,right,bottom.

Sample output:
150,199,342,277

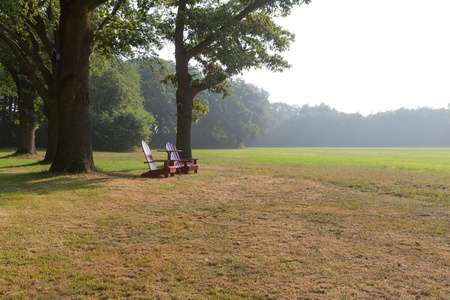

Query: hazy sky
240,0,450,115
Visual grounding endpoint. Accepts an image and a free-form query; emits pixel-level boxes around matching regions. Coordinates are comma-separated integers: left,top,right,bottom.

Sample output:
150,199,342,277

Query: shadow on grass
0,171,113,198
0,152,51,169
0,169,171,200
0,161,42,169
0,160,52,170
0,152,45,159
0,156,107,197
0,152,176,200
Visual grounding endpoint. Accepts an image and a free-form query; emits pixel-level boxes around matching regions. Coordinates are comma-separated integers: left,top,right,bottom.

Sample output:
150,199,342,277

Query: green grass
195,148,449,205
196,147,450,172
2,147,447,173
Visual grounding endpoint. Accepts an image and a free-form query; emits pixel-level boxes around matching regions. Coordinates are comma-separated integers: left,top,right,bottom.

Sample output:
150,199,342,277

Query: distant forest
1,58,449,150
248,104,450,148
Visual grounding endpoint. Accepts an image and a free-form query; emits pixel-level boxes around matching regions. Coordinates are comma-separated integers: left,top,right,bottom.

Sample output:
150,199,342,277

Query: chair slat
166,142,183,168
142,140,157,170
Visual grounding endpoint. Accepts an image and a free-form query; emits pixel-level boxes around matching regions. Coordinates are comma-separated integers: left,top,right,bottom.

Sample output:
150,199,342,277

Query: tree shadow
0,153,169,201
0,161,43,169
0,155,103,198
0,171,113,199
0,153,51,169
0,152,45,159
0,169,171,202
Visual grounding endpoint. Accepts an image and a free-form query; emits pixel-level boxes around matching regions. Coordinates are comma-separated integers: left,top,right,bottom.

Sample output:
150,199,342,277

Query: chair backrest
142,140,157,171
166,142,183,168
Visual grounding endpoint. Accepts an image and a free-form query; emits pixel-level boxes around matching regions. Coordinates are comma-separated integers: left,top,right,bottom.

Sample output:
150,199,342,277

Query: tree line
249,104,450,147
3,57,449,150
1,57,272,150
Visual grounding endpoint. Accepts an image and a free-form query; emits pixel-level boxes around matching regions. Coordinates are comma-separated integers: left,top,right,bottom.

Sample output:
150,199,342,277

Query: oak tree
160,0,310,158
1,0,161,172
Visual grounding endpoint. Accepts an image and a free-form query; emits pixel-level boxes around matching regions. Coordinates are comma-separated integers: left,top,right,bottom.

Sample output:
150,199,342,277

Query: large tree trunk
15,92,37,155
174,2,195,160
175,88,195,159
175,57,196,159
42,101,58,162
9,68,37,155
49,1,95,173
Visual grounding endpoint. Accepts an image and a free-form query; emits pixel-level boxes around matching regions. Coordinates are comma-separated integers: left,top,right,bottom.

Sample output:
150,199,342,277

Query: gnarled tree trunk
49,0,96,173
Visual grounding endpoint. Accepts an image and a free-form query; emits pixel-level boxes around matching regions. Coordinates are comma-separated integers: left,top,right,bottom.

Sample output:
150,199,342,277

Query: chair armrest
172,158,199,165
172,158,198,161
144,159,172,163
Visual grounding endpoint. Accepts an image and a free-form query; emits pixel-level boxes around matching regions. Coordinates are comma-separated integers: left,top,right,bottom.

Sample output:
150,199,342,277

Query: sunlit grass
2,147,447,173
196,147,450,172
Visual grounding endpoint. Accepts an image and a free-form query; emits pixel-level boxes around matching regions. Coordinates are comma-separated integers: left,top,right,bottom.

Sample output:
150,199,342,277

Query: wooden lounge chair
165,142,199,174
141,141,176,178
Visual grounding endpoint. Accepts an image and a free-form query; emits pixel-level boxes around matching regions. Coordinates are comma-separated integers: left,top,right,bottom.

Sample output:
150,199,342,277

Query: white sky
240,0,450,115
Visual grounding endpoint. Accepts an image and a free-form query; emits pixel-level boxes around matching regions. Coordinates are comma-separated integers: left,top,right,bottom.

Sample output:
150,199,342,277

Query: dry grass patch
0,155,448,299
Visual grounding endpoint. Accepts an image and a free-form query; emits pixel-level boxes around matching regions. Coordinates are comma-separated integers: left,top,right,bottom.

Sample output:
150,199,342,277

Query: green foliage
192,98,210,123
92,0,163,58
0,0,58,76
0,0,163,103
91,108,154,151
265,102,300,129
137,62,270,148
0,63,16,96
250,104,450,147
192,78,270,148
90,57,155,151
90,57,144,113
138,59,177,146
0,1,23,25
191,11,294,76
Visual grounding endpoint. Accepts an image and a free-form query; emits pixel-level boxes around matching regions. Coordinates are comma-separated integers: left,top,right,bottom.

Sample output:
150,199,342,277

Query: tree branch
25,14,55,58
95,0,124,33
0,29,51,103
91,0,125,53
185,0,273,60
0,22,53,88
191,72,228,94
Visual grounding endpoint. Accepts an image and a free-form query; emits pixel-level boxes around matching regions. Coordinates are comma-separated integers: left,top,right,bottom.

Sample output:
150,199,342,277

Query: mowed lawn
0,148,448,299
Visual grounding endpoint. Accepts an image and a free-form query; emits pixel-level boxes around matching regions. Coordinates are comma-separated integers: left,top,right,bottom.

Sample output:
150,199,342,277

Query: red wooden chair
165,142,199,174
141,141,176,178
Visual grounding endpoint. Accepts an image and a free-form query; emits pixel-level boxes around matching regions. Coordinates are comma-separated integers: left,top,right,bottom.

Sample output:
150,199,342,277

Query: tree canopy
158,0,311,158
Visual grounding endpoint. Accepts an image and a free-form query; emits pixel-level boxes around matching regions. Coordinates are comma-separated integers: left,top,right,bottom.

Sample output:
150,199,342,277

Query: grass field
0,148,448,299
